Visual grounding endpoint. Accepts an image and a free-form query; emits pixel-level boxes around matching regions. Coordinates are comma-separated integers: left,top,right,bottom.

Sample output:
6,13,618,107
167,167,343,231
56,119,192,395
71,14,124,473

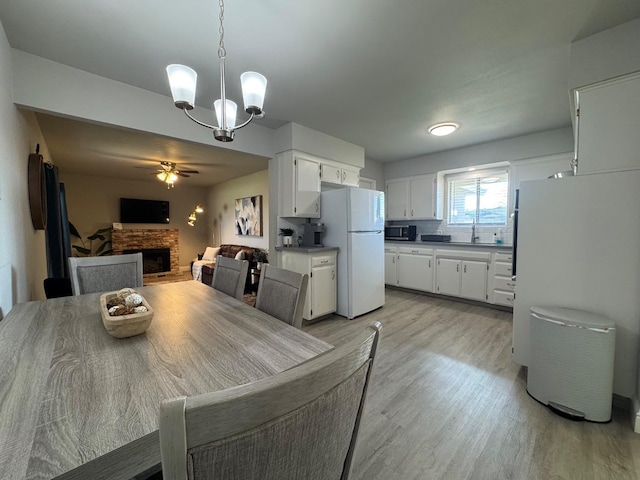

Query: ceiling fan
151,161,199,188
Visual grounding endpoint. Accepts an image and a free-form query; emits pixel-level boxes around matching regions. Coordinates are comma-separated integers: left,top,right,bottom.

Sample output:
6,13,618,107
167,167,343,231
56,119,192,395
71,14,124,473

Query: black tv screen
120,198,170,224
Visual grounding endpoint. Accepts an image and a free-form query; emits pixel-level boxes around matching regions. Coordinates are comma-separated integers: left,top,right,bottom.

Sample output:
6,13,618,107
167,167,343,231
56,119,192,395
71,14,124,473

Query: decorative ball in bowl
99,288,154,338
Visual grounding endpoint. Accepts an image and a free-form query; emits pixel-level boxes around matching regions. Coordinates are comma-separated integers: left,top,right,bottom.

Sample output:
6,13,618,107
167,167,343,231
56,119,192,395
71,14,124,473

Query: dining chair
159,321,382,480
254,264,308,329
211,255,249,300
68,253,144,295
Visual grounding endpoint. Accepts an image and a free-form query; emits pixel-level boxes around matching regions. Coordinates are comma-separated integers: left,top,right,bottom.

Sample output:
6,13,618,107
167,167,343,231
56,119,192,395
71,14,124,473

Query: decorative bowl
99,291,154,338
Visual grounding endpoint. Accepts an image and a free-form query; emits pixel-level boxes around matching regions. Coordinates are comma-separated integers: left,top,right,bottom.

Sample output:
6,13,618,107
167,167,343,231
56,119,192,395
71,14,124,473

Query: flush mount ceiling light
428,122,459,136
166,0,267,142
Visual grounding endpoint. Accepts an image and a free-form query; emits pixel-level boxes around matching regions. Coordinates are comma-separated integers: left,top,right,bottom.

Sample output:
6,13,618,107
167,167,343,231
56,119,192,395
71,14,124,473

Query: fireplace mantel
112,229,180,275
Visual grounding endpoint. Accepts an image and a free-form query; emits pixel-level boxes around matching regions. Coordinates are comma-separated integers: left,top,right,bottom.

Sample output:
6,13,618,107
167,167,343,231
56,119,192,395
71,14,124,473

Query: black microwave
385,225,417,241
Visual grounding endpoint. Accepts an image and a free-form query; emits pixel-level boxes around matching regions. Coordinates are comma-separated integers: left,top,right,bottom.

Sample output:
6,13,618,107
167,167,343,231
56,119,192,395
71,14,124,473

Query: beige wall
59,173,209,268
0,19,51,307
206,170,269,253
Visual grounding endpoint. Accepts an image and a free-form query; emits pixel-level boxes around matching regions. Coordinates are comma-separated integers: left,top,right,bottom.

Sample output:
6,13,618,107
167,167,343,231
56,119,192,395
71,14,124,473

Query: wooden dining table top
0,280,333,480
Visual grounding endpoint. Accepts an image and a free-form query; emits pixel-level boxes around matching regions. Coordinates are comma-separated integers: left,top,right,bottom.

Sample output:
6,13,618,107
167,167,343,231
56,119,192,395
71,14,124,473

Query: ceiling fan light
156,172,167,182
188,211,197,221
214,99,237,129
167,172,179,183
428,122,459,136
240,71,267,114
195,204,204,213
188,219,196,227
166,64,197,110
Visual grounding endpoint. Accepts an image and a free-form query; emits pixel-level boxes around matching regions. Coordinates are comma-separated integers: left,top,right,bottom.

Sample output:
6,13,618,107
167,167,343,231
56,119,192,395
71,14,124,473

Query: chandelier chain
218,0,226,59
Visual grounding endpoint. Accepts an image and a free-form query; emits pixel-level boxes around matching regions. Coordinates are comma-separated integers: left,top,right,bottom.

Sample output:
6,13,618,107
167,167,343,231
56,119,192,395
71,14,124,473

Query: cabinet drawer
494,262,513,277
493,276,516,292
493,290,514,306
311,255,335,267
398,246,433,256
494,251,513,263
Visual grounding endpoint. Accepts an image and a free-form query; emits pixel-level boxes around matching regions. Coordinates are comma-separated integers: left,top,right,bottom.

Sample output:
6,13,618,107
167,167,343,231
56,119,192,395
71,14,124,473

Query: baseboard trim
632,395,640,434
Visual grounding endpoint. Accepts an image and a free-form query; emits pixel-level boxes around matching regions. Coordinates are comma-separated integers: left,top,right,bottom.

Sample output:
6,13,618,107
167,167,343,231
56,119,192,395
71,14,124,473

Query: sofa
191,244,260,291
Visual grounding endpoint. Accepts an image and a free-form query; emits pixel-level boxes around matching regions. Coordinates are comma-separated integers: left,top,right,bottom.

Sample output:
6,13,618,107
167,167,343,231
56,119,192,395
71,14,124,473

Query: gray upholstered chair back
68,253,143,295
159,322,382,480
211,255,249,300
254,264,308,329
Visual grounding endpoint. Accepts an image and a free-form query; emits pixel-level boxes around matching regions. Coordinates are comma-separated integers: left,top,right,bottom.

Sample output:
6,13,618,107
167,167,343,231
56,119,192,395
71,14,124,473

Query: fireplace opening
124,248,171,274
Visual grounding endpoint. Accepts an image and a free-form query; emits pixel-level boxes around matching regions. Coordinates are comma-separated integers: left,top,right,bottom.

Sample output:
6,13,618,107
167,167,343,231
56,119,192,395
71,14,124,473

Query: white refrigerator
512,169,640,397
319,187,385,319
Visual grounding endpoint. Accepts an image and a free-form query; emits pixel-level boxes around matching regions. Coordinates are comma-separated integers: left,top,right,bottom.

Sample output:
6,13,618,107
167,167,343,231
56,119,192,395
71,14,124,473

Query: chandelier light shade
214,99,237,129
166,65,197,110
240,72,267,113
166,0,267,143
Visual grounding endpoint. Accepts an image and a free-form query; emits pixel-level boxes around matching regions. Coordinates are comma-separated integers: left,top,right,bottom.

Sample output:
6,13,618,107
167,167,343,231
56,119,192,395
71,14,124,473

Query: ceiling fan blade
178,169,199,174
177,173,190,178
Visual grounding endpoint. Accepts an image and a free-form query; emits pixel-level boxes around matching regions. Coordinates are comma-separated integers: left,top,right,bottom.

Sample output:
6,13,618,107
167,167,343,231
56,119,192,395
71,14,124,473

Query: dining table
0,280,333,480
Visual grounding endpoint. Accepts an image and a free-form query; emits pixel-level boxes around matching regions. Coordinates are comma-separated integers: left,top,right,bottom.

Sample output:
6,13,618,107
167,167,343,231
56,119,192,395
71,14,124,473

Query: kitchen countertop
275,246,340,253
385,240,512,250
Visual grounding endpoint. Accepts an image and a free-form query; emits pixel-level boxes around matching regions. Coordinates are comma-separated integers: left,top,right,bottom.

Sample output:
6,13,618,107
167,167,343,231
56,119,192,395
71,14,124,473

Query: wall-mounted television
120,198,170,224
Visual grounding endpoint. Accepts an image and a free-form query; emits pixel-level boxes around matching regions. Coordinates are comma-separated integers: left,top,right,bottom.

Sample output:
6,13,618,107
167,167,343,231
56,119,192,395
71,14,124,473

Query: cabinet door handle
392,256,395,263
404,209,406,217
336,170,340,179
464,264,467,273
428,259,431,268
332,269,335,280
456,264,459,272
411,209,414,217
343,171,346,181
315,203,319,212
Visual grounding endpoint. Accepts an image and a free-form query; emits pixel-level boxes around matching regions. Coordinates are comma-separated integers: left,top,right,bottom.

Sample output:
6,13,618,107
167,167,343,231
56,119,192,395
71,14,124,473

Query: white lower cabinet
281,250,337,320
384,247,397,285
434,250,490,301
491,251,515,306
385,244,503,306
397,247,434,292
461,260,488,301
436,258,462,296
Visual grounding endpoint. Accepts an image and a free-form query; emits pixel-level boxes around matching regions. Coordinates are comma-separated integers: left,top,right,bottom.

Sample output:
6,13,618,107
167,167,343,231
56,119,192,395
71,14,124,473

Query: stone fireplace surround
112,229,180,275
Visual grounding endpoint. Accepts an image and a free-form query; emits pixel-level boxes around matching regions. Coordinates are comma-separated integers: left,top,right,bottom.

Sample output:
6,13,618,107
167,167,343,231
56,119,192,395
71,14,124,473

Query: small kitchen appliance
384,225,417,241
301,223,325,247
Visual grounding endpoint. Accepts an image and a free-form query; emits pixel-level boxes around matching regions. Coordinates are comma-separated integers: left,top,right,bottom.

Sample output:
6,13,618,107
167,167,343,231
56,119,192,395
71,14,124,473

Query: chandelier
166,0,267,142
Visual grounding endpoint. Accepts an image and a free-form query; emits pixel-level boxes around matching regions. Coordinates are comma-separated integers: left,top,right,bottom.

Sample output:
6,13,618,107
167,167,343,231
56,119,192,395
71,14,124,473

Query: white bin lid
530,306,615,330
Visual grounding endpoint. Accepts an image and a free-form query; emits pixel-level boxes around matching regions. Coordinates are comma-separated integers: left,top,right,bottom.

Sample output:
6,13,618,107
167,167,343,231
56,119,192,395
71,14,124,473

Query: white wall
206,169,269,253
60,173,209,268
361,157,384,191
0,20,50,308
569,18,640,90
274,123,365,168
11,49,275,159
384,127,574,179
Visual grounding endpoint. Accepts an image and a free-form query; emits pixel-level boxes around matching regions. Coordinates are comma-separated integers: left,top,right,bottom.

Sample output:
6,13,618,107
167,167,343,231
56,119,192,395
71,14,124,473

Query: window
446,169,508,225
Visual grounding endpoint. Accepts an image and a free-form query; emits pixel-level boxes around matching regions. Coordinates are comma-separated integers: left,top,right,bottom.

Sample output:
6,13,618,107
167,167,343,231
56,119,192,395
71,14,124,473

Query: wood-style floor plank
304,288,640,480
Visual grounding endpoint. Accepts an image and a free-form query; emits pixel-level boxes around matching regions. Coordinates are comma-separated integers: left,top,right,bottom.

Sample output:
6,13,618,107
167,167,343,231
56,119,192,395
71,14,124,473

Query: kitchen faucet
471,220,479,244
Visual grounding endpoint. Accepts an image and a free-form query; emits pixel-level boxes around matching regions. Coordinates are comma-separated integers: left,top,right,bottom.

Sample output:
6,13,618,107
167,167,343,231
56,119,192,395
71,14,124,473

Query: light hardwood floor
304,288,640,480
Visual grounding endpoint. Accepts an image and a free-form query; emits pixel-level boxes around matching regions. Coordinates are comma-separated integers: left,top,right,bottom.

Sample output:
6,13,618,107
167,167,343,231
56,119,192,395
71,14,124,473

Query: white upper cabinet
278,152,321,218
320,162,360,187
386,174,441,220
575,72,640,175
386,179,410,219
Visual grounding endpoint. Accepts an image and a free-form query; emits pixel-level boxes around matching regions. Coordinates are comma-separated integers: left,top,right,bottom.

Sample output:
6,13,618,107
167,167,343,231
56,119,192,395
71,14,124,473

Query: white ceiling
2,0,640,184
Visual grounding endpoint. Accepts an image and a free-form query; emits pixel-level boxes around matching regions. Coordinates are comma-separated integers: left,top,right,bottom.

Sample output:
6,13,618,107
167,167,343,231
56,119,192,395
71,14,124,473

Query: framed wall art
235,195,262,236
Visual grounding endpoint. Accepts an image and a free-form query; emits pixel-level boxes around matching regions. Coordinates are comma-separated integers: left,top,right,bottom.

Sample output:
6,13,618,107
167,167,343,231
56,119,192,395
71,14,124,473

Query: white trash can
527,306,616,422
